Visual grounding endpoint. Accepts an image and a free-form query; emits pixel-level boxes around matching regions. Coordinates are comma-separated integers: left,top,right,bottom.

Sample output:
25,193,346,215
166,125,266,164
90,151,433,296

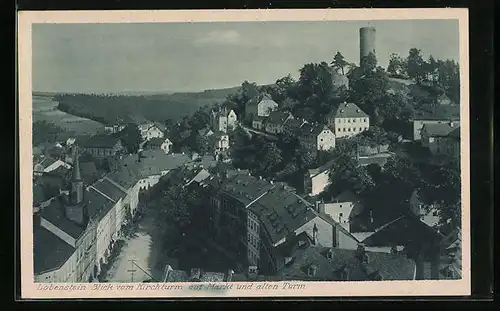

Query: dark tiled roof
82,134,121,149
33,226,75,274
330,102,369,118
414,105,460,120
362,213,444,253
120,151,191,178
79,161,101,185
106,162,141,189
265,111,293,126
278,243,416,281
250,186,316,245
146,137,166,147
448,127,460,139
85,187,115,221
252,116,267,123
422,123,459,137
92,178,127,203
40,198,86,239
299,123,332,138
220,173,274,207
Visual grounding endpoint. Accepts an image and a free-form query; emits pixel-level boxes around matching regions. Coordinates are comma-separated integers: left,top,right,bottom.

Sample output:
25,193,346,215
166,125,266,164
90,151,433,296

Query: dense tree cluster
33,120,67,145
388,49,460,104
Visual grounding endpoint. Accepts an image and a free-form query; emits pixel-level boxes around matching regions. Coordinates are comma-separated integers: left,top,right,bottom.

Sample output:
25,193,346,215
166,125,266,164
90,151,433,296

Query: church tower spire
70,145,84,205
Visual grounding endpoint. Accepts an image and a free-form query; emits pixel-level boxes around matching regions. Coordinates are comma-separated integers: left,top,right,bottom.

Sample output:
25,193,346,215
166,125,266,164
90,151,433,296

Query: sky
32,19,459,93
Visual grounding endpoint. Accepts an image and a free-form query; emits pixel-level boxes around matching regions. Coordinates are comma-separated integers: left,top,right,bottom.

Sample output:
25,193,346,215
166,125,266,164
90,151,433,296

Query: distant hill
52,86,245,126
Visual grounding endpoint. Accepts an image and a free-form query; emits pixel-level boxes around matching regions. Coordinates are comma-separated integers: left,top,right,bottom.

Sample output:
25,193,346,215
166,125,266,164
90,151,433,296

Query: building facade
327,102,370,138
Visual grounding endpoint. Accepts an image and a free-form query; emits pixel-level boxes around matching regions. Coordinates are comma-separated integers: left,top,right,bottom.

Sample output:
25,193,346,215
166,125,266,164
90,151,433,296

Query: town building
139,122,165,141
252,116,266,131
315,190,365,232
304,160,334,197
298,124,336,151
163,265,234,282
33,156,71,176
283,118,308,136
245,94,279,120
144,137,173,154
119,150,191,190
104,124,126,134
211,132,230,160
412,105,460,141
275,233,416,281
327,102,370,138
33,146,142,283
263,111,294,135
34,149,97,283
421,122,460,158
80,134,125,158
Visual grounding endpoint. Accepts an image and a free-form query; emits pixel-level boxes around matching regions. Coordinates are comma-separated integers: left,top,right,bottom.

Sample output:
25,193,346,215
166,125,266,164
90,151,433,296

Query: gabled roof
299,123,333,138
220,172,274,207
330,102,369,118
413,104,460,120
33,226,75,274
422,123,459,137
40,197,86,239
250,186,316,245
277,243,416,281
81,134,121,149
265,111,293,126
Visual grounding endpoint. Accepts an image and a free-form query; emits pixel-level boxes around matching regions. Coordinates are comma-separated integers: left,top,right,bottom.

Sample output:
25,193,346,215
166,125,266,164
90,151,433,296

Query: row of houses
32,146,199,283
159,163,451,281
248,97,371,152
33,146,140,283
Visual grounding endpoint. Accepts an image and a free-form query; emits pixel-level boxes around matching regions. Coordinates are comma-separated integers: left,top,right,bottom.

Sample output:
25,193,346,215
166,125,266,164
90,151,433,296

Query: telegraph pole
127,259,137,282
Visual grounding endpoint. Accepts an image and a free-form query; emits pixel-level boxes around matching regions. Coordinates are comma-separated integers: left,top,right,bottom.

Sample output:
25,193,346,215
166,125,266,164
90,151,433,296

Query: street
105,207,165,282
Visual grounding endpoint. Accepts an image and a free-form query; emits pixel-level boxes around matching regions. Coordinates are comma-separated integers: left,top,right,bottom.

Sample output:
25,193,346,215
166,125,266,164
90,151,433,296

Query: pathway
105,208,164,282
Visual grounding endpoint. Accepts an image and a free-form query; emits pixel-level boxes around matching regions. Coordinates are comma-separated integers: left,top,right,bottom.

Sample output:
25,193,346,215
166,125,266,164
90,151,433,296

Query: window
348,128,351,132
347,119,351,123
360,127,363,131
339,213,343,217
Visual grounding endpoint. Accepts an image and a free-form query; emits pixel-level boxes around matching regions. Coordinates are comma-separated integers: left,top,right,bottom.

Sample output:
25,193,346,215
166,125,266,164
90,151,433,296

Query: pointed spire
72,145,81,181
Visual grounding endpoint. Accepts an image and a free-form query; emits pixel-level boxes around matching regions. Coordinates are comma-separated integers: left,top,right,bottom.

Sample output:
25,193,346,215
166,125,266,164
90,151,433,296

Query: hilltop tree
331,51,349,75
406,48,426,83
348,56,390,125
296,62,336,121
387,53,406,77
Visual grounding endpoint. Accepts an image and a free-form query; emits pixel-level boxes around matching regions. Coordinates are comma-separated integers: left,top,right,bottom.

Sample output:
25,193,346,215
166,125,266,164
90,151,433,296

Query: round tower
359,27,376,65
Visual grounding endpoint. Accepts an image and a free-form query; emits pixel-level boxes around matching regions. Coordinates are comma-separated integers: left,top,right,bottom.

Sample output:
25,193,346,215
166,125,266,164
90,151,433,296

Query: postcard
18,8,470,299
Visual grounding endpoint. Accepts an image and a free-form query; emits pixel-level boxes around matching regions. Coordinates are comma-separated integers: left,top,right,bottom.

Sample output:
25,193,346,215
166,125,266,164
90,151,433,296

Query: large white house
139,123,165,141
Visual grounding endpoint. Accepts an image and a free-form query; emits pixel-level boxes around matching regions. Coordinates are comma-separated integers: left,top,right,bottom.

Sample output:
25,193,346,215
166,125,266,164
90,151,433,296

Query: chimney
449,121,454,127
312,223,318,245
369,210,374,224
70,146,83,205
